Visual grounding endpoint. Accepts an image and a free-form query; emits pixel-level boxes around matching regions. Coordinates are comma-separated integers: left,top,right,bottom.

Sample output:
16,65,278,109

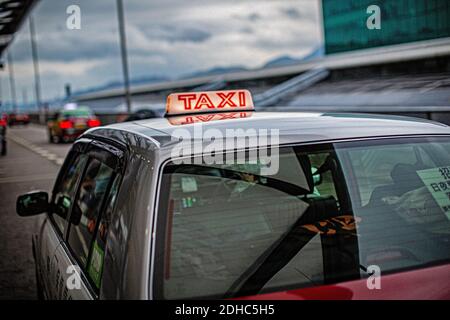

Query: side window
67,158,115,269
347,145,436,206
52,153,88,235
86,174,121,289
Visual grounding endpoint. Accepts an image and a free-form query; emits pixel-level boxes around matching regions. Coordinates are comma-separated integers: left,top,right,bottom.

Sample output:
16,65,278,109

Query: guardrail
254,68,330,107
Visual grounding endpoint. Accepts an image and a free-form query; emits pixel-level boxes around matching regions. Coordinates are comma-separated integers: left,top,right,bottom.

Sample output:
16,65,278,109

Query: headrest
390,163,423,190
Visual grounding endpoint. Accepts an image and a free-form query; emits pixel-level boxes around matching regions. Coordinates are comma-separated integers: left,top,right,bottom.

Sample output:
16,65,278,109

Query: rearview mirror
16,191,49,217
312,166,322,186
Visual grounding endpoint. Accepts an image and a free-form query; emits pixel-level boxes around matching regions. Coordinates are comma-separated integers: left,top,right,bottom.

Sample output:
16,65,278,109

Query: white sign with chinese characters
417,166,450,219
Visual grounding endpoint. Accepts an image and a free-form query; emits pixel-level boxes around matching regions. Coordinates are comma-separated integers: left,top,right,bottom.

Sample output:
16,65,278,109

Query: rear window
155,136,450,299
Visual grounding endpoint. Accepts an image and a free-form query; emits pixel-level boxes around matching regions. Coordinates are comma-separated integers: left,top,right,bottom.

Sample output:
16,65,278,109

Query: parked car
0,113,7,155
17,90,450,299
47,107,101,143
8,112,30,126
123,109,159,122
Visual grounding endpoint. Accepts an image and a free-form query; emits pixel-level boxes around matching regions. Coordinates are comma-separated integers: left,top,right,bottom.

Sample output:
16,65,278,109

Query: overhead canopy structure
0,0,36,57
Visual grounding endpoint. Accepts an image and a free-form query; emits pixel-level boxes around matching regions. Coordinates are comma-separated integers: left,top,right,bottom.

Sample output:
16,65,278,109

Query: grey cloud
248,13,261,21
7,0,321,102
11,35,120,63
161,26,211,43
281,7,302,19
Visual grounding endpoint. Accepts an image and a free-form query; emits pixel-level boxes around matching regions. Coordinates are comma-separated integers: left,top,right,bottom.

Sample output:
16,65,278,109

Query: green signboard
322,0,450,54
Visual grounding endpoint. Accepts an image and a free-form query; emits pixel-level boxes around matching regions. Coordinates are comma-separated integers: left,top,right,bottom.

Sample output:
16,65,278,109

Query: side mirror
16,191,49,217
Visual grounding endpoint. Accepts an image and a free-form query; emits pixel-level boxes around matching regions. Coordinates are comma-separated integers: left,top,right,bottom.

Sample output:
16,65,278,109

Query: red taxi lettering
177,94,197,110
196,114,216,122
167,111,253,125
194,94,215,109
166,90,254,116
217,92,237,108
238,91,246,106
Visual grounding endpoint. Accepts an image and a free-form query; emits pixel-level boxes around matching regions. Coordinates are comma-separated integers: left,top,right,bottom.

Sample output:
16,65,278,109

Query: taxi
7,112,30,126
47,106,101,143
16,89,450,299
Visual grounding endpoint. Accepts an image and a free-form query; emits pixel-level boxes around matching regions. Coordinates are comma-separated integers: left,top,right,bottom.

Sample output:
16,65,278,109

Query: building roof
74,38,450,103
0,0,36,56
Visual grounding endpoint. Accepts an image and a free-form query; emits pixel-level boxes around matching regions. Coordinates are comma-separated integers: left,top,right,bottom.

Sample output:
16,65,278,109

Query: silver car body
33,112,450,299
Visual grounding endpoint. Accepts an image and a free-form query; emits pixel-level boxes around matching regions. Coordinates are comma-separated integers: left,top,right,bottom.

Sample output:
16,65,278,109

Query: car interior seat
368,162,426,207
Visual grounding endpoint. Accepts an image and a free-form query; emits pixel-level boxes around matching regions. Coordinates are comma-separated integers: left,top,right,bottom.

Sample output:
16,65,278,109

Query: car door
53,139,125,299
38,142,89,299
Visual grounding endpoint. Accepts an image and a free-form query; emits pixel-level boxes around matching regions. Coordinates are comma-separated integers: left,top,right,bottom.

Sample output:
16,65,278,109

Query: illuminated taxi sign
166,89,254,116
167,111,253,126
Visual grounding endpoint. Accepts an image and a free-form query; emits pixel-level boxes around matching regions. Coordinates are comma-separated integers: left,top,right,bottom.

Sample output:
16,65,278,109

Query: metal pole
22,88,28,108
29,16,42,113
116,0,131,114
6,50,17,112
0,76,3,110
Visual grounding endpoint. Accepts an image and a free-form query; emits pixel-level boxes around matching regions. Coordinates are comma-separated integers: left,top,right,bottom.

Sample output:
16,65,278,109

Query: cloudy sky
1,0,321,105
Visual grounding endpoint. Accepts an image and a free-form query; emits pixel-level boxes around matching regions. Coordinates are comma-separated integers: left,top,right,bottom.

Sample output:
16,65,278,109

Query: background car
7,112,30,126
47,106,101,143
0,113,7,155
123,108,159,122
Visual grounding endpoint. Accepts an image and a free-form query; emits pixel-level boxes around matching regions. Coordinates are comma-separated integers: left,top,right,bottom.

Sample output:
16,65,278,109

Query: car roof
87,111,450,153
61,106,92,113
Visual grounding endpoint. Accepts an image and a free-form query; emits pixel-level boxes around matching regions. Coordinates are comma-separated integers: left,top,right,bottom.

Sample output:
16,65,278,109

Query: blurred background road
0,125,69,299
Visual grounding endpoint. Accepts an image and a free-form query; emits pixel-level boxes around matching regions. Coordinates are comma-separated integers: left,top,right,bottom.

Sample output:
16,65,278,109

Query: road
0,124,71,299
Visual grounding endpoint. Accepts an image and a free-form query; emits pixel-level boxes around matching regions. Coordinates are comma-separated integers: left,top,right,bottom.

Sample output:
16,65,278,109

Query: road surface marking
0,173,56,184
6,134,65,166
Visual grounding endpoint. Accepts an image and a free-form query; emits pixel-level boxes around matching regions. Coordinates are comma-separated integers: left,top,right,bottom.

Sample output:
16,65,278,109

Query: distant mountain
263,46,325,68
302,46,325,61
130,75,170,86
263,55,301,68
181,66,248,79
69,46,324,100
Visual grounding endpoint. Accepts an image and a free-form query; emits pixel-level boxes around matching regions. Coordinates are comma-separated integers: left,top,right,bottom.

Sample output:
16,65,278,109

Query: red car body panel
237,263,450,300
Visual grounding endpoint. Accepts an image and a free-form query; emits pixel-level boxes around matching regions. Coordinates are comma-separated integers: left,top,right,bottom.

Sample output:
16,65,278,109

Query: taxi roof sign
166,89,254,116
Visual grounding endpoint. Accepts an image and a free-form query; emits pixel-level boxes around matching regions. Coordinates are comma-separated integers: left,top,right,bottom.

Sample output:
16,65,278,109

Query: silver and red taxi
17,90,450,299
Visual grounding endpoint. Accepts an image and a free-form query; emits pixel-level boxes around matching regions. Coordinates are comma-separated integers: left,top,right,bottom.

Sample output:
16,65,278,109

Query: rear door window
86,174,122,289
67,158,115,268
52,153,88,235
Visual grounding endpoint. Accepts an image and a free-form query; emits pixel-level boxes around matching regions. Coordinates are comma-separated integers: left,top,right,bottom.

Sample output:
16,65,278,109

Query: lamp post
29,16,42,117
6,50,17,112
116,0,131,114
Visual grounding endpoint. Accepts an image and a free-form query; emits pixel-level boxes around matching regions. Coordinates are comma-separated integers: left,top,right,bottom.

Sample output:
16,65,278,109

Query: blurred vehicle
113,102,164,122
47,106,101,143
8,112,30,126
123,108,159,122
0,113,7,155
16,90,450,300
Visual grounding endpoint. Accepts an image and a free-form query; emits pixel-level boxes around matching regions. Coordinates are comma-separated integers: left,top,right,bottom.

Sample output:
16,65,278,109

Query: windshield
155,136,450,299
